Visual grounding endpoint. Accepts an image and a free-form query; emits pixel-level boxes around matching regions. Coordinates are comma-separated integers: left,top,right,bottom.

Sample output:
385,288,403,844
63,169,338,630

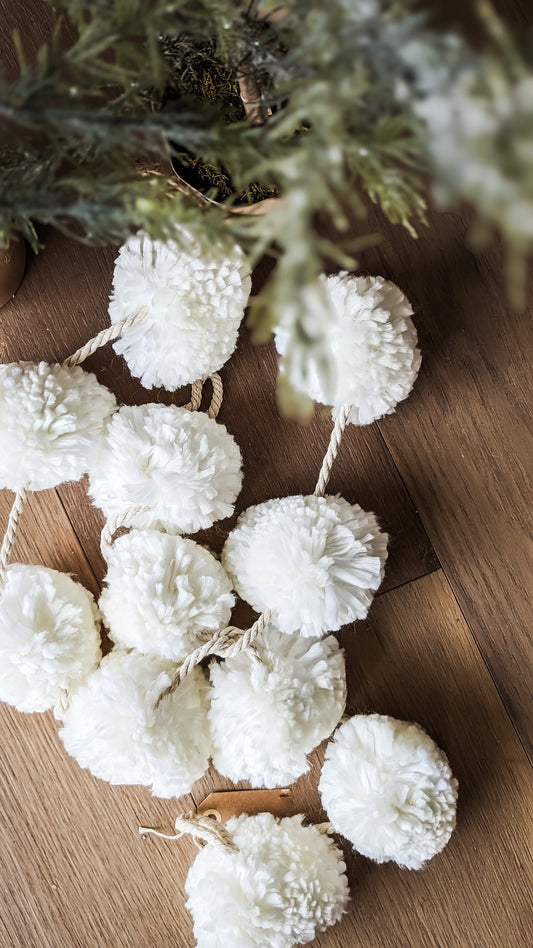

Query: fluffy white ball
0,362,117,490
276,273,421,425
185,812,349,948
60,648,211,798
319,714,458,869
209,624,346,787
0,564,101,713
100,530,234,661
109,229,251,390
89,404,242,533
223,494,388,637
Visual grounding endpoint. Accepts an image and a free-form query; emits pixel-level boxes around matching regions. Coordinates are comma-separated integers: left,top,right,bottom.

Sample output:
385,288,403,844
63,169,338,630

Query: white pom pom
276,273,421,425
319,714,458,869
89,404,242,533
109,229,251,390
100,530,234,661
186,813,349,947
60,649,211,798
209,624,346,787
0,565,101,713
223,494,388,637
0,362,117,490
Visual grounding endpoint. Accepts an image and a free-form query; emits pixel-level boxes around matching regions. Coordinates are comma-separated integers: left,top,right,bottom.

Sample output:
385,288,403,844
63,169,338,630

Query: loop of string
62,309,147,368
157,402,351,703
0,484,29,588
139,811,238,853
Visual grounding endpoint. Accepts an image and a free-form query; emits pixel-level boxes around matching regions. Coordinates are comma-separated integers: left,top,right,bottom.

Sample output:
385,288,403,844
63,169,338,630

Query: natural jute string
139,811,238,853
0,484,29,587
314,404,350,497
62,309,147,368
157,403,352,704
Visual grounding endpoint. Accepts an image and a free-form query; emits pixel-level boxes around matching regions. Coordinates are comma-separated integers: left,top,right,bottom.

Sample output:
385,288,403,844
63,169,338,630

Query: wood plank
0,489,98,598
0,704,198,947
352,206,533,756
191,570,532,947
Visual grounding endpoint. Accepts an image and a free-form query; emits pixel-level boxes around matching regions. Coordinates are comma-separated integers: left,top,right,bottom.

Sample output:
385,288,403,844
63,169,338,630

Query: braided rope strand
0,484,29,587
62,309,147,368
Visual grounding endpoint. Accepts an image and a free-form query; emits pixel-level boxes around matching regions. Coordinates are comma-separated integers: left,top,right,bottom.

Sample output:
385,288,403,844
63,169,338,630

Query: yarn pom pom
60,649,211,798
109,229,251,390
209,624,346,787
185,812,349,948
319,714,458,869
223,494,388,637
100,530,234,661
276,273,421,425
0,362,116,490
89,404,242,533
0,565,101,714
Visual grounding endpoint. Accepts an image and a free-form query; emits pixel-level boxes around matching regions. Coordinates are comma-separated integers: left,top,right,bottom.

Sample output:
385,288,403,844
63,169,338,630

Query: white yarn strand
314,403,350,497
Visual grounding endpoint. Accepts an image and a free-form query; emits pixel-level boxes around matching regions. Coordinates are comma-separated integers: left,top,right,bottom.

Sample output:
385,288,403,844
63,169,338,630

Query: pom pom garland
185,812,349,947
100,530,234,661
0,362,117,490
109,229,251,390
209,624,347,787
223,494,388,637
276,273,421,425
0,564,101,714
89,404,242,533
60,648,212,798
319,714,458,869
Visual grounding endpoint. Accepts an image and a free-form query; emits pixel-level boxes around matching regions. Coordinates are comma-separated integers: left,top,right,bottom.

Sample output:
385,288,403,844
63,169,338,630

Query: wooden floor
1,5,532,947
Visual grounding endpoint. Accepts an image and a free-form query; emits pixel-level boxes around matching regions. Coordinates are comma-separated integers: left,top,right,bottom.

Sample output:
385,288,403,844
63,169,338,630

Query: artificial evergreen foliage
1,0,531,405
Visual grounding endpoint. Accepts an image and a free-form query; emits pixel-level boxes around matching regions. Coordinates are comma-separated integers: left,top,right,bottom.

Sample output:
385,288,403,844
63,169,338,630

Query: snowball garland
319,714,458,869
0,362,117,490
89,404,242,533
109,229,251,390
223,494,388,637
60,648,211,797
185,813,349,948
0,564,101,713
276,274,421,425
209,624,346,787
100,530,234,660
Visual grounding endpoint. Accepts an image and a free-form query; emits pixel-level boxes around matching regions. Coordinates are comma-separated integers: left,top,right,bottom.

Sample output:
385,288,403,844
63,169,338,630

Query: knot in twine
139,811,238,853
156,609,274,706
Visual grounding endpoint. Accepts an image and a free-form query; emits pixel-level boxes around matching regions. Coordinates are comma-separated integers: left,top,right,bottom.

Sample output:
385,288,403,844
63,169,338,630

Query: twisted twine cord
314,404,351,497
315,821,335,836
206,373,223,419
157,404,351,702
53,689,70,721
183,379,204,412
62,310,147,368
100,504,152,559
139,811,238,853
0,484,29,587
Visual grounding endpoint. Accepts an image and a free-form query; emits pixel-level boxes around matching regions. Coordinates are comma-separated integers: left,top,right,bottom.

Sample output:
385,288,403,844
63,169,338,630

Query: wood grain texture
353,207,533,757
